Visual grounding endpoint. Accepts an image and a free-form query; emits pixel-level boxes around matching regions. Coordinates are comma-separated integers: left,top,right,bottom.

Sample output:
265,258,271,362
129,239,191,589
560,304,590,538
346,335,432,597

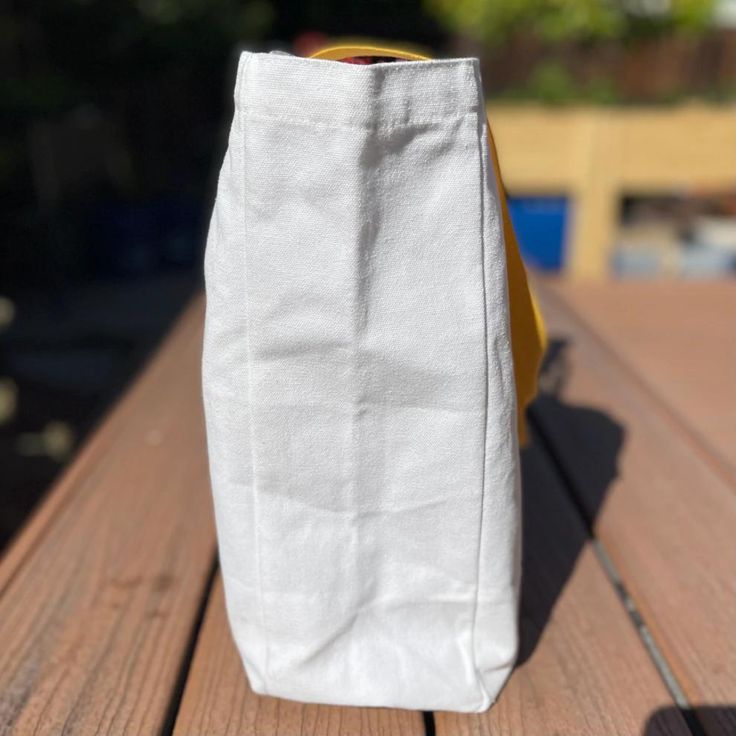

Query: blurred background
1,0,734,550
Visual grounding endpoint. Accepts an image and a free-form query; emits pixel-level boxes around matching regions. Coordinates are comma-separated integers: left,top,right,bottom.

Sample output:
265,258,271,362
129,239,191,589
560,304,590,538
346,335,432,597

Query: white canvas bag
201,48,521,713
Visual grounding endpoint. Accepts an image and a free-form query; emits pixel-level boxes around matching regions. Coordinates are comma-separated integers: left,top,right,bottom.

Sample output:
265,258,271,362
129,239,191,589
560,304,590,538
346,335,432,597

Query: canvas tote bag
202,45,533,713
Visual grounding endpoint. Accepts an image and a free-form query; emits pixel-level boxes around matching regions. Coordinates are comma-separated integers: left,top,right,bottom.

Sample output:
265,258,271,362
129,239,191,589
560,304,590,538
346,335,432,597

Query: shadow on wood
518,337,624,665
644,706,736,736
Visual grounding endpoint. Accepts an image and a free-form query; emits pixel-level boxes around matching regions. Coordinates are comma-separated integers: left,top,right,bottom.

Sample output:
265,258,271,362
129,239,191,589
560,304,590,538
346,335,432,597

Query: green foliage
0,0,277,128
425,0,716,45
1,0,275,117
132,0,274,37
526,61,578,103
0,0,275,203
494,60,623,104
583,73,621,104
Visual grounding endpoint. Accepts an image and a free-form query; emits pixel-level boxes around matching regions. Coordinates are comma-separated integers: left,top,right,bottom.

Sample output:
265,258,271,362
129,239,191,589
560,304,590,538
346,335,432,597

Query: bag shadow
516,337,625,664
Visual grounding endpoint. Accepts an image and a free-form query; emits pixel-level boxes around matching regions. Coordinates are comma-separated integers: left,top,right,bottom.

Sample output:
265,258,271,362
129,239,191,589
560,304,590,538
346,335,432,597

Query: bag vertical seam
238,50,271,695
468,58,493,712
482,114,525,662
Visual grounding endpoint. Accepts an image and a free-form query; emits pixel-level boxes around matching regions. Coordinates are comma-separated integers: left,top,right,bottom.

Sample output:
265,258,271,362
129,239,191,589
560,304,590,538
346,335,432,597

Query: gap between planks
173,429,689,736
529,278,736,736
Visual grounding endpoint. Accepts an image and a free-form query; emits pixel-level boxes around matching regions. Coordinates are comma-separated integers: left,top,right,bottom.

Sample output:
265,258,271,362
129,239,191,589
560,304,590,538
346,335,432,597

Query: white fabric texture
201,49,522,713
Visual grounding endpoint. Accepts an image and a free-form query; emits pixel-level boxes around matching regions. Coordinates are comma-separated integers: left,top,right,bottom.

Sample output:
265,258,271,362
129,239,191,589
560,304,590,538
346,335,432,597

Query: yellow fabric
308,42,547,445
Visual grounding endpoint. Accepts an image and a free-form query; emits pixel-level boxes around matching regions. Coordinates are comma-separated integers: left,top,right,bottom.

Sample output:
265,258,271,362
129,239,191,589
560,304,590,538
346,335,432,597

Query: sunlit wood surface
1,279,733,735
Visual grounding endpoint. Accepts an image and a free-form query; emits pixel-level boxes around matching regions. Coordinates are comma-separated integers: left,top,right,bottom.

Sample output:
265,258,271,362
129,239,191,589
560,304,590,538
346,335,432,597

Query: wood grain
530,279,736,736
173,575,426,736
0,297,216,735
545,279,736,480
2,282,728,736
436,438,688,736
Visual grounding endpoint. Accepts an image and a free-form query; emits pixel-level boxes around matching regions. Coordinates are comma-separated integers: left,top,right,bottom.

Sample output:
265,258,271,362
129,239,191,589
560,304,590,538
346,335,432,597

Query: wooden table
1,279,734,735
488,103,736,279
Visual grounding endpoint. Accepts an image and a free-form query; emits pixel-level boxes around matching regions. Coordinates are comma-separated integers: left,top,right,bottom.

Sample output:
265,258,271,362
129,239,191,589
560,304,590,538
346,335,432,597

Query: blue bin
507,196,568,272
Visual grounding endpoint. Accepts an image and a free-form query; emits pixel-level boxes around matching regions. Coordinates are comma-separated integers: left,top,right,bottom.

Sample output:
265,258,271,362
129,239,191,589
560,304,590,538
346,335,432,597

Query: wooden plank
0,297,216,735
565,112,621,280
173,575,425,736
545,279,736,479
489,103,736,278
436,438,688,736
530,279,736,736
0,303,201,593
488,105,587,194
615,105,736,190
490,103,736,195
